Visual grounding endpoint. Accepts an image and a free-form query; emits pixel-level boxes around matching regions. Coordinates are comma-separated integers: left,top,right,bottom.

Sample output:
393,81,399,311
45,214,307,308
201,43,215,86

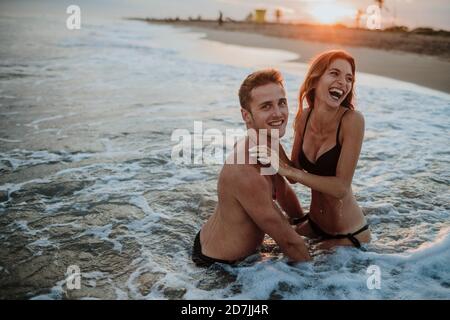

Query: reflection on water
0,15,449,299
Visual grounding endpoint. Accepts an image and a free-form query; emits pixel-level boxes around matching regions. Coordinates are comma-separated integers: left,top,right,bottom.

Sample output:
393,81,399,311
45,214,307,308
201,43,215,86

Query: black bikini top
299,108,349,176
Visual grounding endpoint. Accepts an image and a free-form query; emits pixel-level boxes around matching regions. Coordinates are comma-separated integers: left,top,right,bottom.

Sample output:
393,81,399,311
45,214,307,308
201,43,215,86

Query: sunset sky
1,0,449,30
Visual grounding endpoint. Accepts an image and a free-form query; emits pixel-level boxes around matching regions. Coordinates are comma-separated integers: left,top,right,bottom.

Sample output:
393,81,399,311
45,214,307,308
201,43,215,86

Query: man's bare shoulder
219,164,272,204
221,163,270,193
220,137,271,193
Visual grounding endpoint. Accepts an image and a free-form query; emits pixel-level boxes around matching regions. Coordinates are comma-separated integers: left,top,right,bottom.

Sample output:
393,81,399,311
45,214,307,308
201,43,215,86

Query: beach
0,15,449,299
140,19,450,93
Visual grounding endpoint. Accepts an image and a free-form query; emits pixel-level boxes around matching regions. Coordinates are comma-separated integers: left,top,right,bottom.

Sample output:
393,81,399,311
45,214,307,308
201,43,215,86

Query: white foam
114,287,129,300
0,137,22,143
25,115,65,130
0,149,92,171
10,220,40,236
128,195,170,224
78,224,123,252
29,238,53,248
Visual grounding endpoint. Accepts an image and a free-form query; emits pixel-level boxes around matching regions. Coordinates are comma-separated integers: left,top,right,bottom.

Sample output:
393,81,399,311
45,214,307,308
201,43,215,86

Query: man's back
200,138,268,261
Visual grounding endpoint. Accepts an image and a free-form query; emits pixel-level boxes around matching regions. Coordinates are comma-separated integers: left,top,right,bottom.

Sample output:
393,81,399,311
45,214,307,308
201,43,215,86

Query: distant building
254,9,266,23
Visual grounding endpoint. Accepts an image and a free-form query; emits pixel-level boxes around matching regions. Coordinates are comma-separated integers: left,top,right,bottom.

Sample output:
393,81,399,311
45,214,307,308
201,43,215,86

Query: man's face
241,83,289,138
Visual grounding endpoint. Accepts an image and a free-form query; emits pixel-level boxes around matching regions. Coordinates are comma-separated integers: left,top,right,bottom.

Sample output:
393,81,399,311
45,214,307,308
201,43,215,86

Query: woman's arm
280,143,299,185
252,111,365,199
283,111,365,199
279,143,294,167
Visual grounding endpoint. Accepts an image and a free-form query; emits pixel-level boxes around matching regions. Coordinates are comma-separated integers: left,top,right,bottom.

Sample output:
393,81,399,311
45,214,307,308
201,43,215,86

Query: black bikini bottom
292,214,369,248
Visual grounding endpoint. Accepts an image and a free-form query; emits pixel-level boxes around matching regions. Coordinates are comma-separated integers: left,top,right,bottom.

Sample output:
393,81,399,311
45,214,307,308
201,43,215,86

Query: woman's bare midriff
309,187,369,238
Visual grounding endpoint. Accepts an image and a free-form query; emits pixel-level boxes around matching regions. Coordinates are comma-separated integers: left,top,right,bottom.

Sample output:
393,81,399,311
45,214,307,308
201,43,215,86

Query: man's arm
233,169,311,262
274,175,306,223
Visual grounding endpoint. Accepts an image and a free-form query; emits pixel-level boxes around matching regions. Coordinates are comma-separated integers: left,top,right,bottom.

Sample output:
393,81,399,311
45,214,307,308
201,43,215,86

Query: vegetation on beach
127,17,450,38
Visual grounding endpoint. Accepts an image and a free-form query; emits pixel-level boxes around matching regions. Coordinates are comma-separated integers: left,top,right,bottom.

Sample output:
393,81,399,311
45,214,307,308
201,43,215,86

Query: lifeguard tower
254,9,266,23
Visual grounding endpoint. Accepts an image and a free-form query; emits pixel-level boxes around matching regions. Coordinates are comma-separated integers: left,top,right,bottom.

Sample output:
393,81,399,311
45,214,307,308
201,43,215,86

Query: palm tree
374,0,391,28
355,9,364,28
375,0,384,10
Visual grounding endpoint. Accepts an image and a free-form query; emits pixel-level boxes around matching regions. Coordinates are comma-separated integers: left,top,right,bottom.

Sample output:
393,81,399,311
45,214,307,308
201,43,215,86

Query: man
192,69,311,267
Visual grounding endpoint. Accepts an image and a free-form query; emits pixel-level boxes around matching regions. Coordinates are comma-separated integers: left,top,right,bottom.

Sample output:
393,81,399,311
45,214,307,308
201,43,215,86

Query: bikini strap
346,234,362,248
325,224,369,248
301,108,313,144
291,214,309,225
346,224,369,248
336,109,349,145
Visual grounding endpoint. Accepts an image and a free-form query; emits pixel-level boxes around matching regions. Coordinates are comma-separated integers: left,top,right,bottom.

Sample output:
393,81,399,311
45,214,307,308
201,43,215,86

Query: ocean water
0,14,449,300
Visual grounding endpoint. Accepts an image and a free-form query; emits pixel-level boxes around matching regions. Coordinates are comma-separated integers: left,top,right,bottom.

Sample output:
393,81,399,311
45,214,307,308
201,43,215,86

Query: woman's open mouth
329,87,345,101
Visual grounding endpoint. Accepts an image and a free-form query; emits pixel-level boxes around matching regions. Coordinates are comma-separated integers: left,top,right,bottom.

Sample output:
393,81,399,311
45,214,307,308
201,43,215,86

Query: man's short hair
238,69,284,111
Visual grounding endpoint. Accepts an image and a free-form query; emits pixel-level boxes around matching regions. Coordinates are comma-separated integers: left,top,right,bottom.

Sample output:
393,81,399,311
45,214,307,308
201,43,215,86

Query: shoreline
138,19,450,93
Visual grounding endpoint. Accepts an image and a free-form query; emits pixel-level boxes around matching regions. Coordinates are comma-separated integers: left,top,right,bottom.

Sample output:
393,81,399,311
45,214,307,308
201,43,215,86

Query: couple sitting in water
192,50,370,267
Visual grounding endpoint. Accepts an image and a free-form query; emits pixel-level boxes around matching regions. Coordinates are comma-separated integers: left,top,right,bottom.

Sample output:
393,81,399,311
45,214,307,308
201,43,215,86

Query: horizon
1,0,449,31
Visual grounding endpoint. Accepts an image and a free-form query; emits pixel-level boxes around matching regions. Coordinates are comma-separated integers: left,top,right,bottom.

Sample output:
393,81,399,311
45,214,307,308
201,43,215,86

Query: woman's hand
249,145,292,177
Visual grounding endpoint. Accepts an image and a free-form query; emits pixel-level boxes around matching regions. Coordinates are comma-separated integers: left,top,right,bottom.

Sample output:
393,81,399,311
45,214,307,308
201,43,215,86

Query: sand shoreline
140,19,450,93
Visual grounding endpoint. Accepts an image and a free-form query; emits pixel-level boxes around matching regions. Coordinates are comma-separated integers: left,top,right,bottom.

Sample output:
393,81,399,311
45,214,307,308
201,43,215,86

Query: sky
1,0,449,30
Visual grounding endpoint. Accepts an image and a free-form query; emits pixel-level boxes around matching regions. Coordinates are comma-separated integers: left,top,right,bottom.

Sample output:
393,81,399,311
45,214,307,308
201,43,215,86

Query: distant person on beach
192,69,311,267
218,11,223,26
252,50,371,250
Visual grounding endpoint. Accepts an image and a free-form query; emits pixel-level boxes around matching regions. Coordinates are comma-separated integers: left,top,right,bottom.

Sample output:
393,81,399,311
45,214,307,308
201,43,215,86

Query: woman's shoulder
295,107,312,131
342,108,364,124
341,108,365,133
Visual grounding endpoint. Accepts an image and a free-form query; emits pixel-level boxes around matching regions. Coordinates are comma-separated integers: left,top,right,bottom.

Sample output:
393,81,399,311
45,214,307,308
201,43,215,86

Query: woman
253,50,370,250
